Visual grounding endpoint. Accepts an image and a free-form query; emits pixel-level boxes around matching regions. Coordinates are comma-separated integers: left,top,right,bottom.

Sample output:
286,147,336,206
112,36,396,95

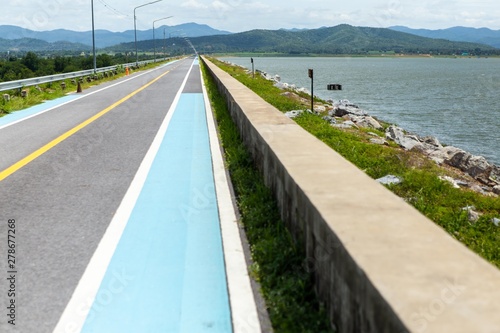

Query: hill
389,26,500,49
108,24,499,55
2,24,497,56
0,23,232,49
0,38,88,53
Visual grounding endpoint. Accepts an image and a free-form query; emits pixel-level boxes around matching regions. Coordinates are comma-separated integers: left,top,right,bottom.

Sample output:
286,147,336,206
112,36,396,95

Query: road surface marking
0,69,171,182
80,92,232,332
0,60,180,130
202,66,262,333
53,60,195,333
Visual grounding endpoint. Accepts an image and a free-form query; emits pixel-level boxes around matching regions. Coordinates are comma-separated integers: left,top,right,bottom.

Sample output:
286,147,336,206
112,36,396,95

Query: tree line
0,52,134,82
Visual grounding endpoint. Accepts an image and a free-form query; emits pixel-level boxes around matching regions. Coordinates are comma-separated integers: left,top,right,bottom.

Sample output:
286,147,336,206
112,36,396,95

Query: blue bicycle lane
72,60,233,332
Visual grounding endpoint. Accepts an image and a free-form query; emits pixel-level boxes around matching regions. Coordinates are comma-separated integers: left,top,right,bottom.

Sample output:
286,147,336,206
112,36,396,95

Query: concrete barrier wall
202,56,500,333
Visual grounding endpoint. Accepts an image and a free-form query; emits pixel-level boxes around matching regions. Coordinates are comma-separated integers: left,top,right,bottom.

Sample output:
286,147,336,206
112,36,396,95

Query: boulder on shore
444,150,492,178
349,115,383,130
332,120,357,129
385,125,423,150
370,138,388,145
331,100,368,117
428,146,465,165
420,136,442,148
322,116,337,125
285,110,303,119
490,166,500,183
493,185,500,195
376,175,403,185
426,146,499,185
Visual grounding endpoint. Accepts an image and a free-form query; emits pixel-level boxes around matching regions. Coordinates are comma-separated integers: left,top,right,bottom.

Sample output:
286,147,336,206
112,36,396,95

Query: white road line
201,66,263,333
52,60,194,333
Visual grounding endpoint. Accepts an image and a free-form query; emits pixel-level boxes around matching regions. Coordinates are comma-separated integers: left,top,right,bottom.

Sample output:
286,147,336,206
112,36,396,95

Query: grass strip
201,60,333,332
0,59,176,118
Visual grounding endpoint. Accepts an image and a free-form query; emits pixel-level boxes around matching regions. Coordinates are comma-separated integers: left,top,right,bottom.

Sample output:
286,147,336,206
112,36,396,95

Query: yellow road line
0,70,171,182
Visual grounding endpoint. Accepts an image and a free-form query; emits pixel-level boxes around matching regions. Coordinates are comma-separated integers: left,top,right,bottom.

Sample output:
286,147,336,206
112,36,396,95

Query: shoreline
215,53,500,59
219,55,500,166
226,59,500,197
209,56,500,281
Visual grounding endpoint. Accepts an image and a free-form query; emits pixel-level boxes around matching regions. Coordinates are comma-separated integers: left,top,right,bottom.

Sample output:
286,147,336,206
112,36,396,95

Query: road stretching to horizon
0,57,262,333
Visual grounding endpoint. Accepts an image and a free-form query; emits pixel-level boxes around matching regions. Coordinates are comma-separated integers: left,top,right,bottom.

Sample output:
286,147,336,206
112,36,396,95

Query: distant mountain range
0,22,231,49
1,23,499,55
389,26,500,48
117,24,498,55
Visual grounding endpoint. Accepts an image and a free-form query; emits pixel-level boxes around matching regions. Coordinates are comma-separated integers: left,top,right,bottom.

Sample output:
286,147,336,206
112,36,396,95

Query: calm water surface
220,57,500,165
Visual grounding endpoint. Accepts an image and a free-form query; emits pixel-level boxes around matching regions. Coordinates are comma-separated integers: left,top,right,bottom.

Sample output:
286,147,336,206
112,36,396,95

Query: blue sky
2,0,500,32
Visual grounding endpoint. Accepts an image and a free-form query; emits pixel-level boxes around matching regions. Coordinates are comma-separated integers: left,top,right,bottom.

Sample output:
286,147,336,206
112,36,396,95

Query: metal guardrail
0,60,156,93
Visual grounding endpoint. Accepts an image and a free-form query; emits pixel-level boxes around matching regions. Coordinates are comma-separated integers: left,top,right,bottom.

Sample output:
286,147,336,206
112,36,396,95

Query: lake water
220,57,500,166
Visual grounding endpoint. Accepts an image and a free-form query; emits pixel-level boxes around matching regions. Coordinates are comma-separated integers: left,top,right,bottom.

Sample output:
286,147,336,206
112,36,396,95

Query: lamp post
134,0,162,66
184,37,197,55
164,29,172,59
153,16,172,62
166,30,179,58
91,0,96,73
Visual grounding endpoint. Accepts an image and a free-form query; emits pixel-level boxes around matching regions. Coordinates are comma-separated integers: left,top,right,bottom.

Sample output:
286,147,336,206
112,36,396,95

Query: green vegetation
3,24,499,59
200,61,333,332
106,25,500,57
179,25,500,56
1,73,116,117
0,51,137,82
207,57,500,269
0,59,174,117
0,37,88,53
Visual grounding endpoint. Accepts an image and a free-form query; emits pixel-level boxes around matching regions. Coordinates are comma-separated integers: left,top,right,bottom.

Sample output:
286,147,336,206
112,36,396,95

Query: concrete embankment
201,56,500,333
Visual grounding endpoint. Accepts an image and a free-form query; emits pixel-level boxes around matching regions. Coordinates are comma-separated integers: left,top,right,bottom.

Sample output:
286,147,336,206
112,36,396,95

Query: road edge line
201,65,263,332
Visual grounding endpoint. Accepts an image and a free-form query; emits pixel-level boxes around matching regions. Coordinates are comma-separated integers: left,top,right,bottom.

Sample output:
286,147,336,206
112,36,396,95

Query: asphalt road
0,57,198,333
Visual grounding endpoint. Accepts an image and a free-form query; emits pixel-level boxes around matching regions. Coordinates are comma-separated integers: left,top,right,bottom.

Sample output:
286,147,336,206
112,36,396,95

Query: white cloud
181,0,209,10
1,0,500,32
211,0,231,11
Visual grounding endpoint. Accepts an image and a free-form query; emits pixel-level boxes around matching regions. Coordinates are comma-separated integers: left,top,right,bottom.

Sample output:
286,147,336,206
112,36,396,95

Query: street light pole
153,16,172,63
91,0,97,73
168,30,180,57
134,0,162,66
